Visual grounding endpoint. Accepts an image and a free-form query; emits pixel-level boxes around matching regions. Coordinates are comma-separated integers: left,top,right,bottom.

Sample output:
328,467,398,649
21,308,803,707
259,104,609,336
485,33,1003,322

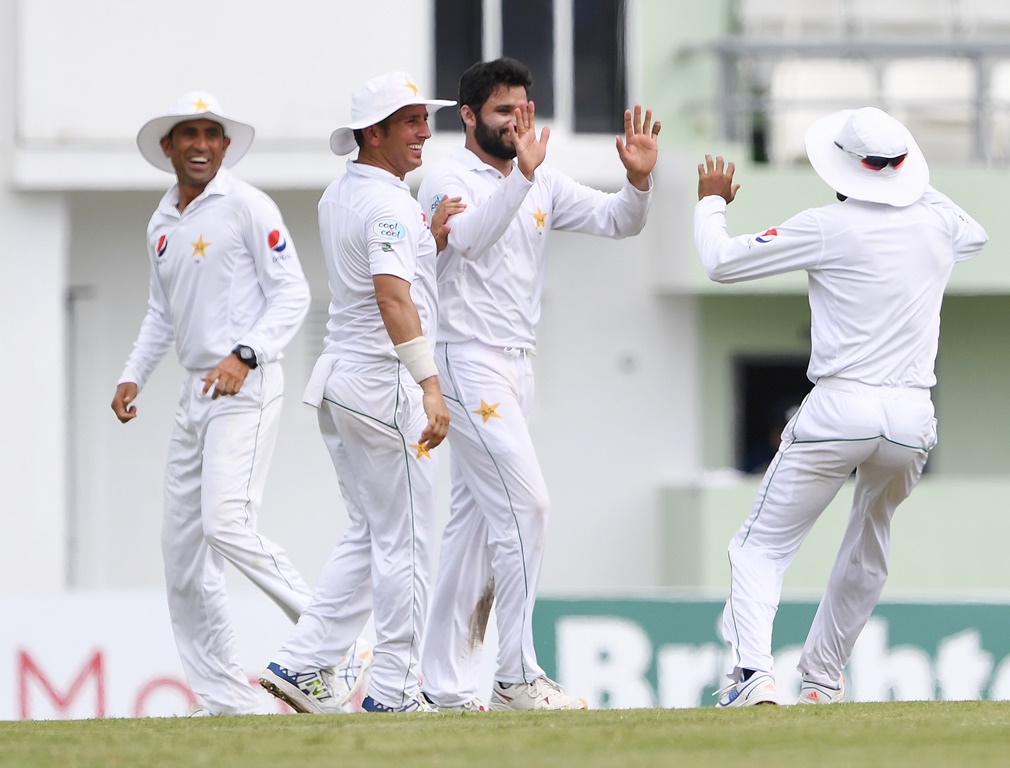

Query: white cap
329,72,455,156
137,91,255,173
804,107,929,207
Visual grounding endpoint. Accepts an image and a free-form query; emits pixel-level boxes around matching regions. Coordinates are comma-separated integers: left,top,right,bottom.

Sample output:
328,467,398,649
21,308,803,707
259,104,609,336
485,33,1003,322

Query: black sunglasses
834,141,907,170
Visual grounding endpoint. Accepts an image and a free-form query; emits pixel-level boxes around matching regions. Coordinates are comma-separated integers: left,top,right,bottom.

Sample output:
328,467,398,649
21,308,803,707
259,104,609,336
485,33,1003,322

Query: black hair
352,118,392,149
457,57,533,126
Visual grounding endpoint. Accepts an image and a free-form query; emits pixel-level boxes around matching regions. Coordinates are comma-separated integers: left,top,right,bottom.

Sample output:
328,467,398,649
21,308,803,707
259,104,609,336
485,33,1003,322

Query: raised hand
616,104,660,191
506,100,550,181
697,154,740,204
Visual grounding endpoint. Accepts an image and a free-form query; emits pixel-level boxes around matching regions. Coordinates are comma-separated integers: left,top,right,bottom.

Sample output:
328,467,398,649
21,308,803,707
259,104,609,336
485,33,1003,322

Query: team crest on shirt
373,219,406,241
532,207,547,233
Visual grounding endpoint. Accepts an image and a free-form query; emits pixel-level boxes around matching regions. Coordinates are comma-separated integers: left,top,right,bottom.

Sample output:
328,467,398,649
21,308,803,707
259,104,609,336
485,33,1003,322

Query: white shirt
694,187,988,388
120,168,309,388
317,160,437,361
419,147,653,349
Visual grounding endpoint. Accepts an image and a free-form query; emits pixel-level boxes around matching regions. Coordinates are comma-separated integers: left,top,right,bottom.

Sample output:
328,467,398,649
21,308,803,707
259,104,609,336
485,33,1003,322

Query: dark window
502,0,555,118
574,0,627,133
433,0,627,134
734,356,810,474
434,0,483,132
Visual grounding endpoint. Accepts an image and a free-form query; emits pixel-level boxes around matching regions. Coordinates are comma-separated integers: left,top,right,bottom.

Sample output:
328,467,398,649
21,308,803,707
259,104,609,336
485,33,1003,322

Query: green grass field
3,702,1008,768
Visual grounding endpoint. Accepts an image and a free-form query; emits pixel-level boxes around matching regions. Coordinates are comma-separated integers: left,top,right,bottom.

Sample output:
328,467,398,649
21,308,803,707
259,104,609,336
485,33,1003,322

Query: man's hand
201,353,251,399
698,154,740,204
431,195,466,253
111,382,139,424
417,377,449,450
616,104,660,191
507,100,549,182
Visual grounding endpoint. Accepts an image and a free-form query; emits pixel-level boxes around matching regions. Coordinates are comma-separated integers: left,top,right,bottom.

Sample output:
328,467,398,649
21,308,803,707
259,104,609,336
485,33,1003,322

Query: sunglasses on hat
834,141,907,170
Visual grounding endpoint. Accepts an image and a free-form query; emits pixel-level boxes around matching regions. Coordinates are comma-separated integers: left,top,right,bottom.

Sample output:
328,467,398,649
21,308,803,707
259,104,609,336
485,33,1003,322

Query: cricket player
111,92,318,715
417,57,661,712
259,72,456,713
695,107,988,706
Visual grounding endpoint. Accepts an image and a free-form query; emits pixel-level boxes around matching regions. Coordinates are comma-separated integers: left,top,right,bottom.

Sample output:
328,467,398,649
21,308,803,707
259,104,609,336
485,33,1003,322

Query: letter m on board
18,649,106,719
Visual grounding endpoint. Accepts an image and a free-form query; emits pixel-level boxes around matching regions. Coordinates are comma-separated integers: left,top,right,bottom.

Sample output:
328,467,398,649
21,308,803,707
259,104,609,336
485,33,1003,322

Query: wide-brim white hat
330,72,455,156
137,91,255,173
805,107,929,207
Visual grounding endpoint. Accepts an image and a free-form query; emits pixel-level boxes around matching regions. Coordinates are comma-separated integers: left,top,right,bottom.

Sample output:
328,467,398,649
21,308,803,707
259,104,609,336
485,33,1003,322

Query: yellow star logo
472,400,502,424
404,79,420,96
532,208,547,230
191,235,211,258
411,442,431,459
193,97,210,112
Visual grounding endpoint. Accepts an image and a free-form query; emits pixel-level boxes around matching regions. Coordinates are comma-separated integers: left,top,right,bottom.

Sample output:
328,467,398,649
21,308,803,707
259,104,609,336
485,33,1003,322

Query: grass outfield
3,702,1009,768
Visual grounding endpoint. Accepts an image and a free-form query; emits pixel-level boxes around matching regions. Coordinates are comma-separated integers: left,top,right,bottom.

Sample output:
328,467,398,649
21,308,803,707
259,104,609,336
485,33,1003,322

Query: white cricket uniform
418,147,652,705
694,187,988,685
120,167,312,714
273,160,438,708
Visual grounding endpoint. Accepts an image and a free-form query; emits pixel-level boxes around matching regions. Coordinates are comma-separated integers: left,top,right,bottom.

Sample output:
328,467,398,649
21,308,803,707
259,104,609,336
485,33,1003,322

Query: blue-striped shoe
259,663,345,714
715,671,779,707
361,694,436,713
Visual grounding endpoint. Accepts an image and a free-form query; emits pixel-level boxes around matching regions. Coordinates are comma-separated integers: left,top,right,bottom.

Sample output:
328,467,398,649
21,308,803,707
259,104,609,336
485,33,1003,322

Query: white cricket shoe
490,677,588,711
325,638,374,711
715,671,779,707
798,674,845,705
260,663,347,714
421,693,488,712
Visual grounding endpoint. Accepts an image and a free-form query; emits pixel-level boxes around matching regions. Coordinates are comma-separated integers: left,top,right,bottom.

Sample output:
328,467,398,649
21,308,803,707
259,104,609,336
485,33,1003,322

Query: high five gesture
616,104,661,191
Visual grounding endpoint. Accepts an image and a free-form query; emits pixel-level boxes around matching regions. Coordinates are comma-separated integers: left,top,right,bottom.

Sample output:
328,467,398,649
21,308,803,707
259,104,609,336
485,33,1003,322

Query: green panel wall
697,295,1010,476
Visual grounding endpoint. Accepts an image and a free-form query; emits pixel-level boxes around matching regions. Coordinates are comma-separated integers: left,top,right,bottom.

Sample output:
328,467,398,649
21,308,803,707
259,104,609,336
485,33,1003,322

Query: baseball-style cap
137,91,255,173
804,107,929,207
329,72,455,156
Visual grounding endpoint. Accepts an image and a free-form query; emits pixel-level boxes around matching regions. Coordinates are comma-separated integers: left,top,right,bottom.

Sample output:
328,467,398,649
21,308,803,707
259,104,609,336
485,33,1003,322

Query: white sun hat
137,91,255,173
804,107,929,207
329,72,456,156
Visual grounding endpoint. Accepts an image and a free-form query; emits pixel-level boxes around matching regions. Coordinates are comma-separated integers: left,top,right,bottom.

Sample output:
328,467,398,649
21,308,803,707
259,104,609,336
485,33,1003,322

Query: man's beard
474,113,516,161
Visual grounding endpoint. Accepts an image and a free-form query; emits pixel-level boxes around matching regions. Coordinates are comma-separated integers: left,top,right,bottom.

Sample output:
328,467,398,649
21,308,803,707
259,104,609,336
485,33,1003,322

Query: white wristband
393,336,438,384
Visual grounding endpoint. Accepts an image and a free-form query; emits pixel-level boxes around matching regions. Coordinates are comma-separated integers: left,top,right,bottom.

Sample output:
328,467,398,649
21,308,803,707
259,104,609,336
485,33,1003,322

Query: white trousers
722,376,936,686
163,362,312,715
275,358,435,708
422,341,550,707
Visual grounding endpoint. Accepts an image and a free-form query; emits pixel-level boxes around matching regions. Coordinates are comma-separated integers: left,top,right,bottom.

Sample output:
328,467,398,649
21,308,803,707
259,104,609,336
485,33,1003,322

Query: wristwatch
231,344,258,370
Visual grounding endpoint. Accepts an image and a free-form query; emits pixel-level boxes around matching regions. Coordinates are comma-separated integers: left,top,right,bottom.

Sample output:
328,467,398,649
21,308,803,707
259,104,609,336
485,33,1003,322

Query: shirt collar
346,159,411,192
159,167,234,215
452,146,516,175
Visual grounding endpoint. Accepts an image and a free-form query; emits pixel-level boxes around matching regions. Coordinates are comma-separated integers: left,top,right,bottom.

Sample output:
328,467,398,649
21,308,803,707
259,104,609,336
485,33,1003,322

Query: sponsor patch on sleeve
373,219,406,241
267,229,287,253
747,227,778,247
